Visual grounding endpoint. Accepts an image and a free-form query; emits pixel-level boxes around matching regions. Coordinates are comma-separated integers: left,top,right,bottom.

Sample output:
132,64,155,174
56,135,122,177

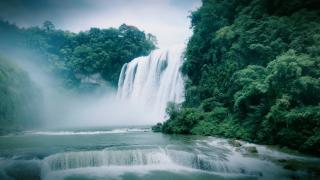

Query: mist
2,48,157,129
0,0,198,129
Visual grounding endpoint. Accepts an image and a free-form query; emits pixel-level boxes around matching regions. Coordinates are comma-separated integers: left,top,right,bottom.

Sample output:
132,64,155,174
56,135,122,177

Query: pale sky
0,0,201,48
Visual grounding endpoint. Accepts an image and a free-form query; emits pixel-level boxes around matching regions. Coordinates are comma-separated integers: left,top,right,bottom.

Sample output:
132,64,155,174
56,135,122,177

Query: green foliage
0,21,156,88
163,0,320,155
0,56,42,133
151,123,162,132
162,107,202,134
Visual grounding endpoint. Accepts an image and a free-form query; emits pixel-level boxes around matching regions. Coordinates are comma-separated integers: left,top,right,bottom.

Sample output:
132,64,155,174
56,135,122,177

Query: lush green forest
160,0,320,155
0,20,156,89
0,56,42,133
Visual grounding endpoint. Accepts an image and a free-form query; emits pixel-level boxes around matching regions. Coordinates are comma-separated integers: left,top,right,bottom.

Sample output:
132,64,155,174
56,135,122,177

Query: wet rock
284,164,298,171
228,139,242,147
278,159,287,163
244,146,258,153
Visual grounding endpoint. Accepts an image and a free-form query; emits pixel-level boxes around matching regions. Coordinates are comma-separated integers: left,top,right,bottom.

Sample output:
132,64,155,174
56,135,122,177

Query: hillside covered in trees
161,0,320,155
0,20,156,89
0,56,42,133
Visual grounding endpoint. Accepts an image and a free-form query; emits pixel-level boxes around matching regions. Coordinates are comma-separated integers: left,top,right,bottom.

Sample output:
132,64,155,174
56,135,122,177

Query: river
0,127,319,180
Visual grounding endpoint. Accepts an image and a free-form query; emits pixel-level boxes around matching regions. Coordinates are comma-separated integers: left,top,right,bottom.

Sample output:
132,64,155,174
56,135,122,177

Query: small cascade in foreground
117,46,185,121
42,147,171,172
41,146,242,174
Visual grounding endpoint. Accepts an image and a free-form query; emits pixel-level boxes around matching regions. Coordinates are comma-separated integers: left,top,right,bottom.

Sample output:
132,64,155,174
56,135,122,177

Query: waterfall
117,45,185,121
41,146,241,174
42,147,172,172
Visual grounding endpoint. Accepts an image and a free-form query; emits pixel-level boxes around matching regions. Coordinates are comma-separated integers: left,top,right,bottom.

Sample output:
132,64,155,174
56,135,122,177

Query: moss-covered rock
228,139,242,147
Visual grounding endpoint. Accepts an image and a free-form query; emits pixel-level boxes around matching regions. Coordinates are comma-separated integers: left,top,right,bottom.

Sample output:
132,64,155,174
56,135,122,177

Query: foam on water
1,132,318,180
39,142,289,180
25,128,150,136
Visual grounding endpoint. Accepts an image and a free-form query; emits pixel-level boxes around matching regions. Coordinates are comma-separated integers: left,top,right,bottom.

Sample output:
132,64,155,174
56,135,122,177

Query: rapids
0,128,319,180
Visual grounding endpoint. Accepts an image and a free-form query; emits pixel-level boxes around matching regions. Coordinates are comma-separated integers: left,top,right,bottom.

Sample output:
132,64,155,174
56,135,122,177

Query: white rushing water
40,139,292,180
24,128,150,136
117,45,185,121
1,131,318,180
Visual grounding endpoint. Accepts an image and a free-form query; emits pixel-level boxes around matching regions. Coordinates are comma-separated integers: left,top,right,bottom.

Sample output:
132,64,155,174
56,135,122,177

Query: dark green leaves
163,0,320,155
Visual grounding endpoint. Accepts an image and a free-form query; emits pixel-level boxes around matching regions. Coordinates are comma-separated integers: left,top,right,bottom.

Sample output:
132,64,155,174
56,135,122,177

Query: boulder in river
228,139,242,147
244,146,258,154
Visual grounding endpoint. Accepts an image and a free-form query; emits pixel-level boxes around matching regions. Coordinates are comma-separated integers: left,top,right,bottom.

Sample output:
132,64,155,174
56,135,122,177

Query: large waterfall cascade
117,46,185,121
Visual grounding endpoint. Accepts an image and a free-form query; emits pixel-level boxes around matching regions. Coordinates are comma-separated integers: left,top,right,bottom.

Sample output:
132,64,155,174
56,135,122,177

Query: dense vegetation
161,0,320,155
0,56,42,133
0,20,156,88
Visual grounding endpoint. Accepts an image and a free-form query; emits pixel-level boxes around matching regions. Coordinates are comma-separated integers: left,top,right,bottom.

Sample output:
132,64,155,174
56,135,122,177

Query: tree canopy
162,0,320,155
0,20,157,89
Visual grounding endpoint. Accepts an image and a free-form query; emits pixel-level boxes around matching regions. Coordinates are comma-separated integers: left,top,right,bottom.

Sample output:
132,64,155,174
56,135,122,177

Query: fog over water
1,49,157,128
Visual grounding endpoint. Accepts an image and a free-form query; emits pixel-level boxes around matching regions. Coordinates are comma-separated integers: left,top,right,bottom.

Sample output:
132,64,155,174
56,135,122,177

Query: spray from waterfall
117,45,185,122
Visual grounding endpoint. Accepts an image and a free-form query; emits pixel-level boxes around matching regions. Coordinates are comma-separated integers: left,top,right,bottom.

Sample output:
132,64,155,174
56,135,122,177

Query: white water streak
25,128,150,136
117,46,185,121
